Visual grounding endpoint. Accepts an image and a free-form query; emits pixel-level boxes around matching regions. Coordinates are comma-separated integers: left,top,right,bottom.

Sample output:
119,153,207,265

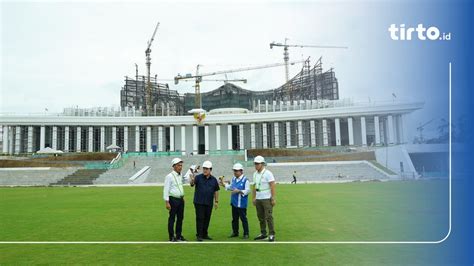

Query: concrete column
88,126,93,152
398,115,405,144
227,124,232,150
257,100,261,112
374,116,380,145
40,126,46,150
361,117,367,146
239,124,244,150
14,126,21,154
204,125,209,154
215,125,221,150
297,121,303,147
322,119,328,146
135,126,140,152
52,126,58,150
279,101,283,112
274,122,280,148
8,127,14,154
100,126,105,152
262,123,268,148
27,126,33,153
76,126,81,152
169,126,175,152
112,126,117,146
286,122,291,147
193,125,198,154
124,126,129,152
348,117,354,146
335,118,341,146
387,115,394,144
181,125,186,155
272,101,276,112
2,126,9,154
265,100,269,112
310,120,316,147
158,126,163,151
64,126,69,152
146,126,152,152
250,123,256,149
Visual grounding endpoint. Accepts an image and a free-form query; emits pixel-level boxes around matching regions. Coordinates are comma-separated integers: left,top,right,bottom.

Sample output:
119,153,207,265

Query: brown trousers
255,199,275,235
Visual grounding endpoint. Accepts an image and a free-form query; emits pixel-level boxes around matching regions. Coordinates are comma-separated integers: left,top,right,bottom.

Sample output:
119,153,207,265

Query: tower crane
174,60,305,109
145,22,160,116
416,119,435,143
270,38,347,100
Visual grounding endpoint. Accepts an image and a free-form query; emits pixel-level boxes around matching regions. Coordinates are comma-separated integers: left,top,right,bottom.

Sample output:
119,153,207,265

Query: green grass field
0,181,450,264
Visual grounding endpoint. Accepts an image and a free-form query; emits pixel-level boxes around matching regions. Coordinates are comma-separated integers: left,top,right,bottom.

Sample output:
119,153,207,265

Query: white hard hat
232,163,244,171
254,155,265,164
171,158,183,166
190,164,197,170
202,160,213,169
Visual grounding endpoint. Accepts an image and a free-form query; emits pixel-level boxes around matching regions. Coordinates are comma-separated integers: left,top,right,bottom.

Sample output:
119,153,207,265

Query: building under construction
120,57,338,115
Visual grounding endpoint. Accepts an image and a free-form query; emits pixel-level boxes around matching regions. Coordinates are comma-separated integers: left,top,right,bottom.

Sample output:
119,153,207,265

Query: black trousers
194,203,213,238
231,205,249,235
168,197,184,239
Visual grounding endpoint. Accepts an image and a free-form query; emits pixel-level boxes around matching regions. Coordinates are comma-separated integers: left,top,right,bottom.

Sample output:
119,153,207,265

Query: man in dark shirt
190,160,220,241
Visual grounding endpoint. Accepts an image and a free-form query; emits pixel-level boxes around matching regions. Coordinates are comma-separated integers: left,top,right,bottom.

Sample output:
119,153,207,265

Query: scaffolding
120,75,184,116
119,57,339,115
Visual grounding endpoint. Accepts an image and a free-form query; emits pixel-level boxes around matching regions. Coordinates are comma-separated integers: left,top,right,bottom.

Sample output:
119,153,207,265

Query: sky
0,1,455,141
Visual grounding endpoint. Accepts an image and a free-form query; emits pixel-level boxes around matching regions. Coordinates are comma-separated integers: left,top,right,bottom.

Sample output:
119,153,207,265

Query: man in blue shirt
190,160,220,241
220,163,250,239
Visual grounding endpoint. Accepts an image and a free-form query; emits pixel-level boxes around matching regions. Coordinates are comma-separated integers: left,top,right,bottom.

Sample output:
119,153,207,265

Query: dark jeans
256,199,275,235
231,205,249,235
168,197,184,239
194,203,213,238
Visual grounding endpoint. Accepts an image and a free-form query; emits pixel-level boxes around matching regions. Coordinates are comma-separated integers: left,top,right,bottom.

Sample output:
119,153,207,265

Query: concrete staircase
94,154,242,185
51,169,108,185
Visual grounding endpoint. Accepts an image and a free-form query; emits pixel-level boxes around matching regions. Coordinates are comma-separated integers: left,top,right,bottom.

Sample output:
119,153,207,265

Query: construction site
119,23,342,116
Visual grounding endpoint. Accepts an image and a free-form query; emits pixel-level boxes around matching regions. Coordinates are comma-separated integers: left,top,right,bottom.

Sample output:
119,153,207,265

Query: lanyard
253,169,266,190
171,172,183,196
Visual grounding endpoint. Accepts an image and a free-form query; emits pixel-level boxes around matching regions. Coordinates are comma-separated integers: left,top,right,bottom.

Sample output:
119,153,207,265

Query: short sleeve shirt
193,173,220,206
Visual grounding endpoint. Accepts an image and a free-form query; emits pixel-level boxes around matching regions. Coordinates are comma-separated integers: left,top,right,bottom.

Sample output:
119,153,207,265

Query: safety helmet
232,163,244,171
253,155,265,164
202,160,213,169
171,158,183,166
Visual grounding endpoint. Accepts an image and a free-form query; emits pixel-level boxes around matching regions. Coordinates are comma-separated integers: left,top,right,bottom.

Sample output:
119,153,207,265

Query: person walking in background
291,171,297,184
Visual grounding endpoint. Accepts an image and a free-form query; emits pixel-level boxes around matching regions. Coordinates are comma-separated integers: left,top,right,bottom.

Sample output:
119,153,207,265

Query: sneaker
243,235,249,239
253,234,268,240
169,236,177,242
228,233,239,238
268,235,275,242
203,235,213,240
176,236,187,242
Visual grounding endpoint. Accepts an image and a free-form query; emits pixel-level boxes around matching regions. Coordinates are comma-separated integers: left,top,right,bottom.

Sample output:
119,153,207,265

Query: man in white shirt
252,155,276,242
163,158,186,242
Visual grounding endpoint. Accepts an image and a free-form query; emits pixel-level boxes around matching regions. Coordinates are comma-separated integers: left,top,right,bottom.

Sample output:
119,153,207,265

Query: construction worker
220,163,250,239
163,158,186,242
190,160,220,241
252,155,276,242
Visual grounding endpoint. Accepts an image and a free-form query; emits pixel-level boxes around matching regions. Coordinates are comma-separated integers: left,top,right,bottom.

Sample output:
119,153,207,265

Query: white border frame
0,63,452,245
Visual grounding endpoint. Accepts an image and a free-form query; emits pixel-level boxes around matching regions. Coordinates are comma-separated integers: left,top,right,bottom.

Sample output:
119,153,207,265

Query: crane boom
174,60,305,109
174,60,304,83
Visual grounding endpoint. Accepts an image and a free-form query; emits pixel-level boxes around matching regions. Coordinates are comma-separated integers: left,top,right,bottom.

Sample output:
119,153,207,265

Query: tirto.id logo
388,24,451,41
